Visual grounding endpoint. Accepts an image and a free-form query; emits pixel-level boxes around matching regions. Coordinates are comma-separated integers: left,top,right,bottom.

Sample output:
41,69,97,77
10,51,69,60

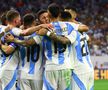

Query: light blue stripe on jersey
1,54,6,66
19,47,26,67
4,65,18,90
85,42,92,68
43,74,54,90
28,47,36,74
83,33,92,68
72,72,86,90
28,34,38,74
75,31,83,62
58,43,64,64
90,85,94,90
65,86,71,90
52,22,65,64
45,36,52,60
1,54,13,66
66,23,74,35
28,60,35,74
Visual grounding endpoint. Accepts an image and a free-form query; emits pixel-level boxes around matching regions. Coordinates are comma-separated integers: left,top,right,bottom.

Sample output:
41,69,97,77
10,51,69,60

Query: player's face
14,15,21,27
39,12,50,24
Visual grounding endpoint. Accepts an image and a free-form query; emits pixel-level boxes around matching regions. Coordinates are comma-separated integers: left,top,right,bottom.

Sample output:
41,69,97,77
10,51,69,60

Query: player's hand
0,32,4,38
4,33,15,42
36,28,48,36
40,24,53,29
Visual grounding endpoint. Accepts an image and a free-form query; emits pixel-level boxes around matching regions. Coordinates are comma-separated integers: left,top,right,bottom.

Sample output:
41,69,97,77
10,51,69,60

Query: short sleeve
9,42,17,49
65,30,77,44
68,22,79,31
11,28,22,36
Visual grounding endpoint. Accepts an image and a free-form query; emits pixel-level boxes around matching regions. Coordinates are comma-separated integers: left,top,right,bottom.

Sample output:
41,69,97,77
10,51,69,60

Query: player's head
23,13,36,28
65,9,77,20
1,11,8,25
37,9,50,24
60,11,72,21
48,3,60,19
6,10,21,27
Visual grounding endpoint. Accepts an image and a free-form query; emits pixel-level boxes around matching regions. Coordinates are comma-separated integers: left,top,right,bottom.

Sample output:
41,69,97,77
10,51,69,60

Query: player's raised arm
19,24,53,36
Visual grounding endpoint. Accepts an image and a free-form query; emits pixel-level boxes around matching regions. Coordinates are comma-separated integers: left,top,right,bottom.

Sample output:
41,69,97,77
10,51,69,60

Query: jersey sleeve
85,33,89,41
65,30,77,44
8,42,18,49
33,35,42,44
11,28,22,36
68,22,79,30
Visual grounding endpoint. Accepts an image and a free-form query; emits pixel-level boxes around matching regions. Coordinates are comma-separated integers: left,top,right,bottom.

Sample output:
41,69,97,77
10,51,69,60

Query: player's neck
7,23,16,28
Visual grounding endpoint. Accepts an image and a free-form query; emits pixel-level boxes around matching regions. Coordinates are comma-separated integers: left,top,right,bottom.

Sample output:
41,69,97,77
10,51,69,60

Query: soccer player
72,32,94,90
60,10,94,90
0,23,20,90
60,10,89,32
36,3,78,90
5,13,45,90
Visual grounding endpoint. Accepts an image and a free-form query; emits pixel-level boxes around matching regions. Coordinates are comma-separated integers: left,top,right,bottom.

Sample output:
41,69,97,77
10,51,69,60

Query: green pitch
94,80,108,90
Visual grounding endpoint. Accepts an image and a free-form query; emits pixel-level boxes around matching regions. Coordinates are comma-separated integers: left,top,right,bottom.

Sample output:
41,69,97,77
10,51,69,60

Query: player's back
73,31,93,74
18,34,43,80
44,21,75,71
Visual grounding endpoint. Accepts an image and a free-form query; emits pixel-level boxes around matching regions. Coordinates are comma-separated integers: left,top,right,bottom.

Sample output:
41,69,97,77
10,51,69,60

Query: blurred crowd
0,0,108,56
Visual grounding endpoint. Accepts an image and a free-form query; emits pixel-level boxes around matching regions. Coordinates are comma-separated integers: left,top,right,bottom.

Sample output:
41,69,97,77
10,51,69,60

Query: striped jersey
0,26,19,77
73,31,93,74
43,21,77,71
18,33,44,80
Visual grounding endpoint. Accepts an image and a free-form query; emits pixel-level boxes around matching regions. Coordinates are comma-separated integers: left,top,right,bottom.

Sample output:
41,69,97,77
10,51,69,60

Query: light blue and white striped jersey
18,33,44,80
73,31,93,74
0,25,6,68
0,26,19,73
43,21,77,71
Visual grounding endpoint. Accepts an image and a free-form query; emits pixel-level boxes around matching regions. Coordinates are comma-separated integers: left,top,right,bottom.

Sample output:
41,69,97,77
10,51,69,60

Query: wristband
46,31,51,36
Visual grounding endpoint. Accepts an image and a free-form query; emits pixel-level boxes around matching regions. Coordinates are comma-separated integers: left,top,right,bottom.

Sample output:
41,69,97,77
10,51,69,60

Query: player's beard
16,25,20,28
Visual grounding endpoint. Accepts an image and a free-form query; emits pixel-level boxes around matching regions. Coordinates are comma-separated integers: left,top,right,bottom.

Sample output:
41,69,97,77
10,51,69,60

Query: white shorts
18,79,43,90
43,69,72,90
0,70,18,90
72,71,94,90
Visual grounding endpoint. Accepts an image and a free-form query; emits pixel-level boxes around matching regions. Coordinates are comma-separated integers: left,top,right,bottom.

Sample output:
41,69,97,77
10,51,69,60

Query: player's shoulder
12,27,22,31
0,25,7,32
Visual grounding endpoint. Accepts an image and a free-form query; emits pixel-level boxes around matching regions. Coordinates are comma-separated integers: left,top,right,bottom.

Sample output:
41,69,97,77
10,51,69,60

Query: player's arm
69,22,89,32
17,24,53,36
13,38,37,47
0,41,15,55
48,32,70,44
36,28,76,45
78,24,89,32
4,34,40,47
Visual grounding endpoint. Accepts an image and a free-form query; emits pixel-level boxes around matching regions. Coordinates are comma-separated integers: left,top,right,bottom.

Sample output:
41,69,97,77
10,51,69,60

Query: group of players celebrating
0,3,94,90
